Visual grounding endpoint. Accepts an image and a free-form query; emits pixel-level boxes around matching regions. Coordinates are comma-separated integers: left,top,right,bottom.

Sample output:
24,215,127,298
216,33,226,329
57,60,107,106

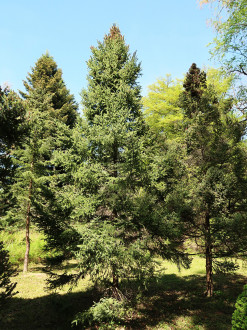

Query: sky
0,0,217,107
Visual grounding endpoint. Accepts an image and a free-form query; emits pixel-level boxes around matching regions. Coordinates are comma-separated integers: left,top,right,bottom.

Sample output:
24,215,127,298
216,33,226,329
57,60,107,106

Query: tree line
0,8,247,317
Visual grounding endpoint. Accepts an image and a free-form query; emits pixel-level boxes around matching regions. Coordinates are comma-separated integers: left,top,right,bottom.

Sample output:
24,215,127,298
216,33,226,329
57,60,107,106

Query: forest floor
0,257,247,330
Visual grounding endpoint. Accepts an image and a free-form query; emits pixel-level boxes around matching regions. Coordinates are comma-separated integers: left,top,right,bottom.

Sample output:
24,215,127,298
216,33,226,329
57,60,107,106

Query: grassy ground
0,229,49,265
0,257,246,329
0,263,96,330
135,273,246,329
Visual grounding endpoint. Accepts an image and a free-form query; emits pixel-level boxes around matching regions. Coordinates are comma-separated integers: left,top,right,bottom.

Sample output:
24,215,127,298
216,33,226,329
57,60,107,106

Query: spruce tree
74,25,149,290
46,26,189,294
13,54,78,272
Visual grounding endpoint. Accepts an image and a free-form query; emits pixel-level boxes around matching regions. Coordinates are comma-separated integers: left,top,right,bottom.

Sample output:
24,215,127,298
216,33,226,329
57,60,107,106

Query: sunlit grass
152,316,204,330
0,229,47,264
1,251,247,329
159,256,247,277
14,263,92,299
158,256,206,276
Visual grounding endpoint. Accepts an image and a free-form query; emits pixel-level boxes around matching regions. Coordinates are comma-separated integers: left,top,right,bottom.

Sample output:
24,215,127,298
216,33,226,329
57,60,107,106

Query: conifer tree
21,52,78,128
180,63,247,297
13,54,78,272
0,86,26,222
0,86,25,303
46,26,189,294
80,25,152,290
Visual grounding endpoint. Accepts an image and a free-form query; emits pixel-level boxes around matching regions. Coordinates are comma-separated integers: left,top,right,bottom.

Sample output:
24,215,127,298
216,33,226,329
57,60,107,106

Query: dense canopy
1,12,247,328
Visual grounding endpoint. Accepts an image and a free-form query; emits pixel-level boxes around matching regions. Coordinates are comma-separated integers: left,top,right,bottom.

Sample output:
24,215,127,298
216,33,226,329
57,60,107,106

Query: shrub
232,284,247,329
72,297,127,327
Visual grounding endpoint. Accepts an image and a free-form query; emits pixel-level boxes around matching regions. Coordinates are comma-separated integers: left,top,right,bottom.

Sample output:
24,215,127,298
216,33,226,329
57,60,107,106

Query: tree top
104,24,124,42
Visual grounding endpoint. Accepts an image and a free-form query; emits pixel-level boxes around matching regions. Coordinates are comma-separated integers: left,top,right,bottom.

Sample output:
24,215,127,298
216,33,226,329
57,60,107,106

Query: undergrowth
0,229,48,265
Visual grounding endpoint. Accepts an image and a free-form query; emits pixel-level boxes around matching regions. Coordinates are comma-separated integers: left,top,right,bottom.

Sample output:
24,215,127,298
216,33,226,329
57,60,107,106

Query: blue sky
0,0,216,106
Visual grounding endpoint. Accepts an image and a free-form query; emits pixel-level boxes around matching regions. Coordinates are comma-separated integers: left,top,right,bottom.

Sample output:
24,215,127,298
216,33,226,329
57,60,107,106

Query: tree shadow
0,288,99,330
127,273,247,329
0,273,246,329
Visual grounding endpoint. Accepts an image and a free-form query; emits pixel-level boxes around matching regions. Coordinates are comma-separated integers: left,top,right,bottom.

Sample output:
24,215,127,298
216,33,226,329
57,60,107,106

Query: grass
156,256,206,276
0,255,247,329
157,256,247,276
0,263,96,330
134,272,246,330
0,229,49,265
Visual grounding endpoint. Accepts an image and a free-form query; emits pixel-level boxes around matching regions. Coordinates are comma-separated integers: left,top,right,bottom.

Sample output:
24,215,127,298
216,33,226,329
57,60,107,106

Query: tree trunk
112,141,118,217
112,141,118,179
23,166,33,273
112,271,119,289
112,142,119,289
205,211,213,297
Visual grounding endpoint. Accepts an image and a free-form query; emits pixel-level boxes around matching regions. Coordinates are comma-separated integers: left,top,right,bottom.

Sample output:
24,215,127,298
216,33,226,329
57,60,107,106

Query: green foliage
0,86,27,151
45,26,190,294
0,240,17,306
5,91,60,226
206,67,234,99
143,75,183,139
46,25,152,288
212,0,247,76
201,0,247,114
0,86,27,224
143,68,234,139
3,53,78,272
72,297,127,327
21,52,78,127
213,260,240,274
232,285,247,330
75,222,156,287
0,86,24,305
78,25,189,286
179,63,247,295
82,25,142,125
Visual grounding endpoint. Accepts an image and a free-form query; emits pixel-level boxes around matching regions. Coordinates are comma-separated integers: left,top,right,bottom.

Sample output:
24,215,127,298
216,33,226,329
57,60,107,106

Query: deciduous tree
199,0,247,113
143,75,183,140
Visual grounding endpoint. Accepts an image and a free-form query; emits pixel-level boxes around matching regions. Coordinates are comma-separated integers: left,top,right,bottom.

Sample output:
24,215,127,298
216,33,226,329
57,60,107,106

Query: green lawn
0,257,246,329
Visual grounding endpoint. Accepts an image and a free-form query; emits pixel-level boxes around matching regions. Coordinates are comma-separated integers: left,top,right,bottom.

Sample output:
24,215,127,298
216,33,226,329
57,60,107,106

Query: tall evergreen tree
12,87,57,272
80,25,154,289
46,26,189,294
180,63,247,297
12,54,78,272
